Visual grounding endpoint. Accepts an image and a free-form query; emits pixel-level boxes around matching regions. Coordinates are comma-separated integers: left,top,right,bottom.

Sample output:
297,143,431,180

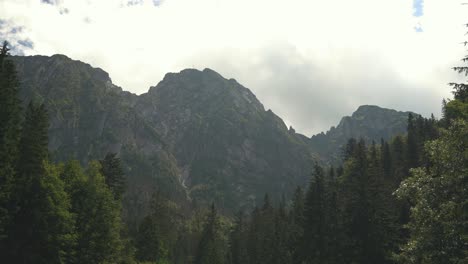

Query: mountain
11,55,185,226
135,68,314,209
310,105,414,164
10,54,414,216
11,55,314,215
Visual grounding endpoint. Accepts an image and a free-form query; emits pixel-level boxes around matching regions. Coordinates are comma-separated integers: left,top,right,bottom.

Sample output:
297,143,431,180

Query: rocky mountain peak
310,105,415,164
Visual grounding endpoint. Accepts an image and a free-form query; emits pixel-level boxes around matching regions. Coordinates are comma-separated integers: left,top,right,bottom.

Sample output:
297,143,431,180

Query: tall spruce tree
325,166,342,264
100,152,126,200
136,191,180,263
289,187,305,264
272,200,291,264
367,141,398,264
71,161,124,263
195,203,226,264
407,113,420,169
229,210,249,264
6,103,76,263
340,139,369,263
302,164,328,263
0,41,22,250
380,139,392,180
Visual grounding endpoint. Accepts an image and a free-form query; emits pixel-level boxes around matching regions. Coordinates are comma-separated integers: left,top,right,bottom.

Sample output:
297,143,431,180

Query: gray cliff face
11,54,416,215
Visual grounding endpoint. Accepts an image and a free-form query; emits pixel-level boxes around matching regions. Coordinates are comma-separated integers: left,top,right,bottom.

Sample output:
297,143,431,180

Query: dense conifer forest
0,22,467,264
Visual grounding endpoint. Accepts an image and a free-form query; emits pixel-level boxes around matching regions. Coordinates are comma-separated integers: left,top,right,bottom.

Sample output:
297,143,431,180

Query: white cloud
0,0,466,135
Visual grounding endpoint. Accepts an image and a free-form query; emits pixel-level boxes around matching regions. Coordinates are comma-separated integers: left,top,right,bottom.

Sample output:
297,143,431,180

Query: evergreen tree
289,187,305,264
302,164,327,263
0,41,22,249
367,141,398,263
247,194,276,264
380,139,392,180
407,113,419,169
247,207,261,264
229,210,249,264
272,200,291,264
100,152,126,200
136,191,180,263
340,139,369,263
195,203,225,264
325,166,342,264
396,120,468,263
136,215,165,262
71,161,124,263
6,103,76,263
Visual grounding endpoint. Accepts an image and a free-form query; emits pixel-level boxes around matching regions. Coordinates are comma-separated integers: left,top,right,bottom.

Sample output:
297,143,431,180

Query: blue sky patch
413,0,424,17
17,39,34,49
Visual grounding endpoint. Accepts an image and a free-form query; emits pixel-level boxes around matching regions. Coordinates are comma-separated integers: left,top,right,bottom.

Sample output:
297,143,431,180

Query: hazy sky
0,0,466,136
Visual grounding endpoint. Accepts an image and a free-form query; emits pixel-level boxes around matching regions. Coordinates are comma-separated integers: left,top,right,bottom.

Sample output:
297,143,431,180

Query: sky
0,0,467,136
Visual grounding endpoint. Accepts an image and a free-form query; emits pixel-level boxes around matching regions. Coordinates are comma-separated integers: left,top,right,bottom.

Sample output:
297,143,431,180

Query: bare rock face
11,54,415,215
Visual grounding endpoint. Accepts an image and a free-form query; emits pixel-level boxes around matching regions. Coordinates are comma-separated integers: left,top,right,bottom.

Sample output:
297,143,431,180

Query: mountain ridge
11,54,414,215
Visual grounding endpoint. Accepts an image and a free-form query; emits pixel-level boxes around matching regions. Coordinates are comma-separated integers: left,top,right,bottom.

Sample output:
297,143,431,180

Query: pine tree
367,141,398,264
380,139,392,180
6,103,76,263
136,214,164,262
325,166,342,264
339,139,371,263
195,203,225,264
272,200,291,264
136,191,180,263
100,152,126,200
0,41,22,250
407,113,419,169
229,210,249,264
71,161,124,263
289,187,304,264
302,164,327,263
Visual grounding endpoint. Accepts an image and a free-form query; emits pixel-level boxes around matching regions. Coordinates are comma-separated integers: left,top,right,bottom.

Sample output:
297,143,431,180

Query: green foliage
289,187,305,264
72,161,124,263
336,139,400,264
100,152,126,200
136,192,182,263
195,204,226,264
302,164,328,263
5,103,76,263
444,99,468,122
0,41,22,251
228,210,249,264
396,120,468,263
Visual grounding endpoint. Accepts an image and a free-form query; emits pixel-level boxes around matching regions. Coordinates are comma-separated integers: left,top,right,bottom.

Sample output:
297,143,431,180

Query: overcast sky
0,0,466,136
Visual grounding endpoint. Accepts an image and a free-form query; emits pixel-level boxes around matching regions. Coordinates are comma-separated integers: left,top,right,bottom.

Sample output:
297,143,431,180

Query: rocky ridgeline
11,54,413,216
